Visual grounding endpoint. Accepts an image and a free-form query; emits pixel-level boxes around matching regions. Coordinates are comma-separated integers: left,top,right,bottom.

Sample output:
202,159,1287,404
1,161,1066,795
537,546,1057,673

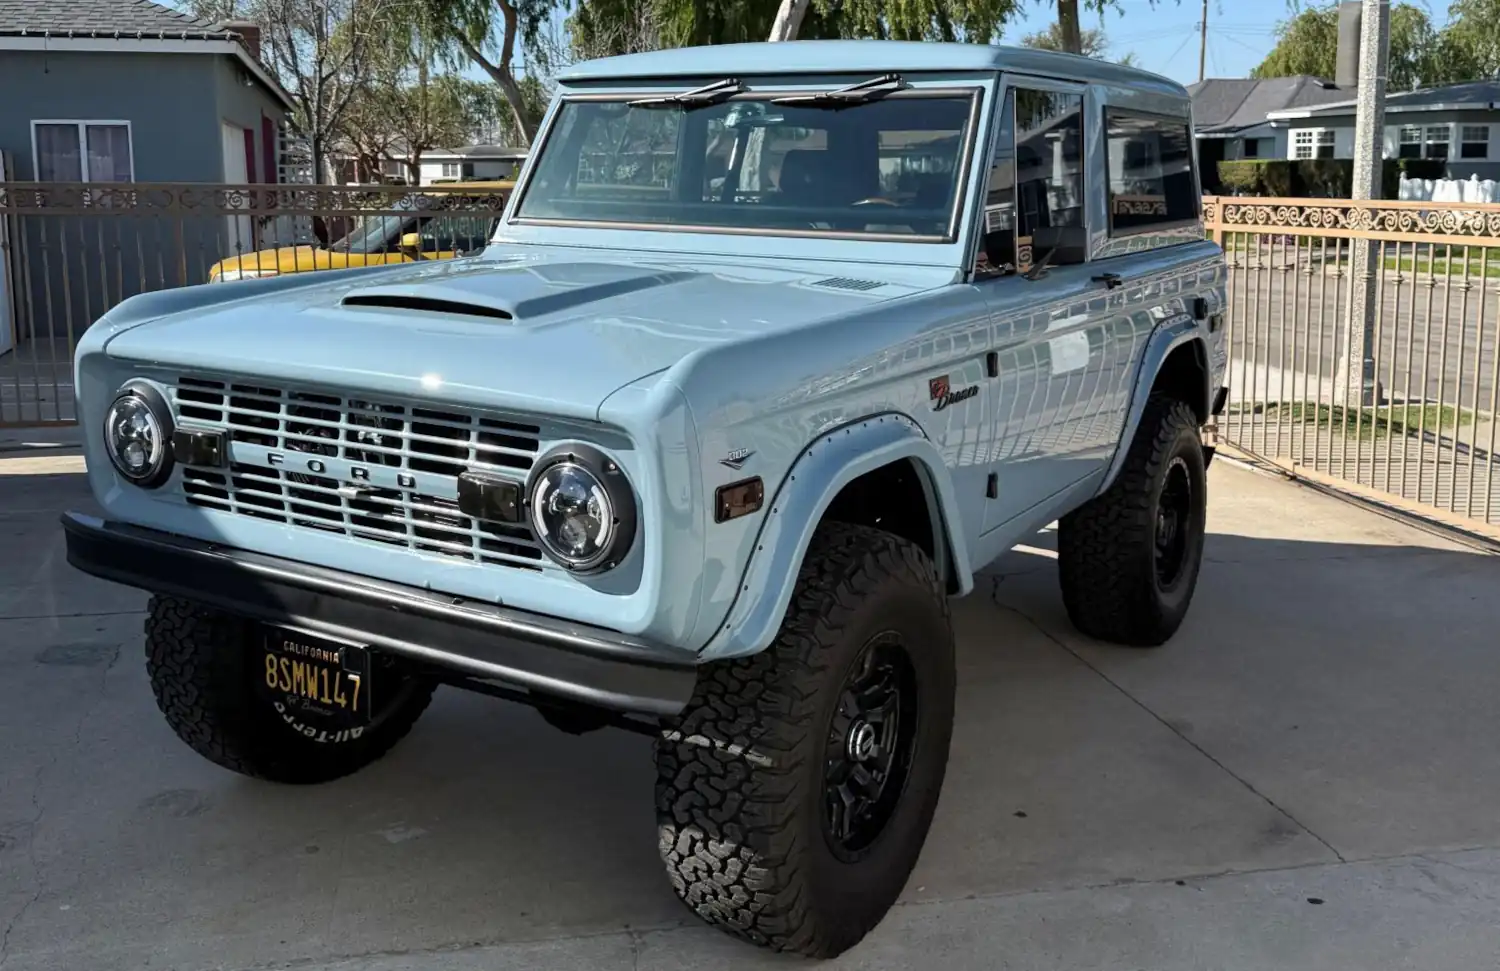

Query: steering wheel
851,197,898,206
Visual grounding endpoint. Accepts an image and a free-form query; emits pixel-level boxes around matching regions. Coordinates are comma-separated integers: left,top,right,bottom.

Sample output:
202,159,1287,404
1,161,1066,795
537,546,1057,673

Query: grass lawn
1237,402,1476,441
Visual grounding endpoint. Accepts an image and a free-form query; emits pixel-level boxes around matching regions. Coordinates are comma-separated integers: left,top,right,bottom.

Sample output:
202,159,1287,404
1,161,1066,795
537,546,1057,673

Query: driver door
976,79,1119,535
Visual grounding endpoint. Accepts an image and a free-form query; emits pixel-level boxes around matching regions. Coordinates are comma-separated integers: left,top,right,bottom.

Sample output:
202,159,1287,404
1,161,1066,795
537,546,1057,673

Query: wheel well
821,459,955,593
1151,341,1209,425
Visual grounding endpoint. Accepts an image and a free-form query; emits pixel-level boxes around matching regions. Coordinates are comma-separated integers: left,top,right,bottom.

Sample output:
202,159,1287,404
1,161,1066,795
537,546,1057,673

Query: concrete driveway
2,447,1499,971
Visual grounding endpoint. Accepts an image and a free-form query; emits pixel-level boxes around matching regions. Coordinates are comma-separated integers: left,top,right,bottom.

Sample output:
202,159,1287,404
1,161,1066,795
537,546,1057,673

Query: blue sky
1000,0,1449,85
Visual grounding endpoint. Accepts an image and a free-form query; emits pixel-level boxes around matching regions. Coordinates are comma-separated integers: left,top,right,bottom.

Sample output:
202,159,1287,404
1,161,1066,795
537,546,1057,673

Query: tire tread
655,522,952,957
1057,396,1206,647
144,596,434,784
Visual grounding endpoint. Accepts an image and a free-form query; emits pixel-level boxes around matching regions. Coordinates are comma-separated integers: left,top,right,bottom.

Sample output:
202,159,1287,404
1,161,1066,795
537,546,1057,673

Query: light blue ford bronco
64,41,1227,959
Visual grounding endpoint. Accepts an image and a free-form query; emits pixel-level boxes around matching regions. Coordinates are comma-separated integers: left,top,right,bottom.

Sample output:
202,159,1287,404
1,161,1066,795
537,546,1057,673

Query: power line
1162,31,1196,67
1216,29,1270,58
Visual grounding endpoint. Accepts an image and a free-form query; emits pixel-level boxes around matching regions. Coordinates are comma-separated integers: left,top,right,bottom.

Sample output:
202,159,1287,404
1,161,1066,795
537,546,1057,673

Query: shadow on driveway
1,460,1497,970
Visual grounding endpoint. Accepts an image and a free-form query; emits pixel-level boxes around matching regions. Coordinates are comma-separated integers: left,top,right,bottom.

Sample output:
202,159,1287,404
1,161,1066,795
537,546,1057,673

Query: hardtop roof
556,40,1186,99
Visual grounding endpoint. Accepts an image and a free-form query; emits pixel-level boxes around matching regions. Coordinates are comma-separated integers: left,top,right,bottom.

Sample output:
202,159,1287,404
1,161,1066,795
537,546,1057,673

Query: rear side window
1105,109,1199,235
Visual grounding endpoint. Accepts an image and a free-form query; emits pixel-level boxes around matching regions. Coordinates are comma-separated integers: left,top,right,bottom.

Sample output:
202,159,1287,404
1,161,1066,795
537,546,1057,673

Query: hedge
1212,158,1449,199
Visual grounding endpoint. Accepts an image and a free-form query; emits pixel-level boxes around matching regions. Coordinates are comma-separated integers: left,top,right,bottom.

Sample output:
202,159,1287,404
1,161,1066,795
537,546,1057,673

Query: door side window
978,87,1087,277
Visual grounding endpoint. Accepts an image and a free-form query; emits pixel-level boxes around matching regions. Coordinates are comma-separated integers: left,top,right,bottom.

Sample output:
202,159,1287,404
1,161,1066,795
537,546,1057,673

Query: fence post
1336,0,1391,409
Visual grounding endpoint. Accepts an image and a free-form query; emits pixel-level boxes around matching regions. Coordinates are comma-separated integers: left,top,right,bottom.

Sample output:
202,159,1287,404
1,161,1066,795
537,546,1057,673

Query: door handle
1092,272,1124,290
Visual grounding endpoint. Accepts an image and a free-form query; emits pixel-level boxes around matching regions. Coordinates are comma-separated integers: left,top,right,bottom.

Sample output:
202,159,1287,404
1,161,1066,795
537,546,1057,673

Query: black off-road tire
655,522,956,959
144,596,436,784
1057,395,1208,647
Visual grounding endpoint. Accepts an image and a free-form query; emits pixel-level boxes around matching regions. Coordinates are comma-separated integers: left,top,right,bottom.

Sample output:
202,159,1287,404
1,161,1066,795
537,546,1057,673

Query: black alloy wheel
1153,455,1194,592
823,632,920,861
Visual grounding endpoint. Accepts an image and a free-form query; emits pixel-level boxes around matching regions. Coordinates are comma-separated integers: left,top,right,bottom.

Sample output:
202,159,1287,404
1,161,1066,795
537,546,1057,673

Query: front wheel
144,596,436,784
1057,395,1208,647
654,523,956,958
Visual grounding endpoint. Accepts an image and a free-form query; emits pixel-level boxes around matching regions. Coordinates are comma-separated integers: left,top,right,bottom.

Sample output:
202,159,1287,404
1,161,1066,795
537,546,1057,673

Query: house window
1293,129,1335,160
1398,126,1423,159
1425,125,1451,159
441,162,460,178
1242,138,1262,159
1461,125,1489,159
32,121,133,182
1105,108,1199,235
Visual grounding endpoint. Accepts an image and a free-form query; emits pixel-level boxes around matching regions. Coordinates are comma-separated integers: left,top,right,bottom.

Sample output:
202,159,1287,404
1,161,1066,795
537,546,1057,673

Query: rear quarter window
1104,108,1199,236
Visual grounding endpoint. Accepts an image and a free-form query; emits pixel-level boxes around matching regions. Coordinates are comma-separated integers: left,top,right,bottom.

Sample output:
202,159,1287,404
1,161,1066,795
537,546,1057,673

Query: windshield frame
505,84,985,246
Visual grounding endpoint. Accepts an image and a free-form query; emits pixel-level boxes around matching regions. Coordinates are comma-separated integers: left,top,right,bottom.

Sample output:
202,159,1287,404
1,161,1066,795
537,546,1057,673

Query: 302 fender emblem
721,448,754,470
929,375,979,412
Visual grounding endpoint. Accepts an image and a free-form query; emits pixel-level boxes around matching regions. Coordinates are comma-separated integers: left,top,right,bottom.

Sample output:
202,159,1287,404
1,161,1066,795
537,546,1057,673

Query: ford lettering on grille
168,375,548,572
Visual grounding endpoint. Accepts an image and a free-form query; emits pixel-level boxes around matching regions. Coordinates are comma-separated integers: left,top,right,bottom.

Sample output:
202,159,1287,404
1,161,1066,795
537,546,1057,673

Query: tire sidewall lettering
272,700,365,745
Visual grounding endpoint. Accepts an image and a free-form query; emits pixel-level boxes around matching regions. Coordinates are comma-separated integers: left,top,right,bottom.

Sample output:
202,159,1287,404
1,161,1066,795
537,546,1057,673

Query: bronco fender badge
930,375,979,412
721,448,755,470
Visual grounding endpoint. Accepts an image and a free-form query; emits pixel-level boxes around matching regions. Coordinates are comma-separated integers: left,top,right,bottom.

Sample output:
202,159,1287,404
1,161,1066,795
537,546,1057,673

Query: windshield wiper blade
771,73,907,108
627,77,743,110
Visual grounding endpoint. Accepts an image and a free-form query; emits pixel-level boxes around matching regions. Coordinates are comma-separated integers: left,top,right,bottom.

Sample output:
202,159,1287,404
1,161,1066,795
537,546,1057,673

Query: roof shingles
0,0,232,38
1189,76,1351,133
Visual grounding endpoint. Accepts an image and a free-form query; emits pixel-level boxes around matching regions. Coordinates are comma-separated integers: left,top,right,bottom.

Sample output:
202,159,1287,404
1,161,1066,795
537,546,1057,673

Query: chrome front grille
170,376,547,572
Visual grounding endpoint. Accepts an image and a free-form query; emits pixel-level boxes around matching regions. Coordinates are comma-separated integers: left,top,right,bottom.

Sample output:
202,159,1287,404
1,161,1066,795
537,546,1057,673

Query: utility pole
1336,0,1391,408
1198,0,1209,82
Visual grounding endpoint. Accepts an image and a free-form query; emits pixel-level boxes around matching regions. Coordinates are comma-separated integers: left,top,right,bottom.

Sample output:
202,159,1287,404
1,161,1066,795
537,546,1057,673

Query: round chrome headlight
103,382,174,488
527,445,636,573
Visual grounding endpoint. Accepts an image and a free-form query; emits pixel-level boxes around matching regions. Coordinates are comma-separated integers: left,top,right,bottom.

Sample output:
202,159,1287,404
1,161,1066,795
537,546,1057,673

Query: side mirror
399,232,425,260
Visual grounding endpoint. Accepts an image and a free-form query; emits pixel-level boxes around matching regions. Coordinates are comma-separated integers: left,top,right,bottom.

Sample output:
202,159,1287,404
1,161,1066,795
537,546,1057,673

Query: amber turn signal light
715,477,764,524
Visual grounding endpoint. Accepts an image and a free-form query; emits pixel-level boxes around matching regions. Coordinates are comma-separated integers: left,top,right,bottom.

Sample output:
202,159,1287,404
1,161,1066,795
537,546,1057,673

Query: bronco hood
102,251,928,420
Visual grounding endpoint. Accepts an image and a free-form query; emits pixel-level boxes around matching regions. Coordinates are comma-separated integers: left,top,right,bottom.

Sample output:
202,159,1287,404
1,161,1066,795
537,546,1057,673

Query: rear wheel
144,596,436,784
655,523,956,958
1057,396,1208,647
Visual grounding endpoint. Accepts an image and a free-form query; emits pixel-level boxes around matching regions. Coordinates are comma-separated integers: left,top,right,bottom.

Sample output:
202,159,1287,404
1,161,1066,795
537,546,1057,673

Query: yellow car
207,181,513,283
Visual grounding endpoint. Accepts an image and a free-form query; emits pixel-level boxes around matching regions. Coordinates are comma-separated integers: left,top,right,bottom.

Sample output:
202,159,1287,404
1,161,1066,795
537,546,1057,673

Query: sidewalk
0,456,1497,970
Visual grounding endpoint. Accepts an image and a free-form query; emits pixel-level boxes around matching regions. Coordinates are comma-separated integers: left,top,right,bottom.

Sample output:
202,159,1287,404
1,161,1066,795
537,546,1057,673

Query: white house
1266,81,1500,179
1188,75,1353,189
1192,0,1500,189
419,145,527,185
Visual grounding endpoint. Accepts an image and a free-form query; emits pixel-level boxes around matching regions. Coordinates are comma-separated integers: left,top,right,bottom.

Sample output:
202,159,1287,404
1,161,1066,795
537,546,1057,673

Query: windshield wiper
627,77,743,110
771,73,907,109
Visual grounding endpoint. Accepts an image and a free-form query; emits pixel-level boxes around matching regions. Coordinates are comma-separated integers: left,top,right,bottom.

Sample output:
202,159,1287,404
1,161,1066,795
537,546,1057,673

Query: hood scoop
338,261,700,325
341,292,513,320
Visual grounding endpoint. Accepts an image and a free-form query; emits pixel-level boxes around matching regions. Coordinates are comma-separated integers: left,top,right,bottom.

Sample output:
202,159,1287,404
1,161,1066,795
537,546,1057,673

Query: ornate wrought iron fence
0,182,511,427
1205,196,1500,532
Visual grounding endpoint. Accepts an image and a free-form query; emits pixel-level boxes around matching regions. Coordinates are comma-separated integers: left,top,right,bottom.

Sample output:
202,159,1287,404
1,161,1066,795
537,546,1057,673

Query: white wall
419,158,523,186
1286,119,1500,163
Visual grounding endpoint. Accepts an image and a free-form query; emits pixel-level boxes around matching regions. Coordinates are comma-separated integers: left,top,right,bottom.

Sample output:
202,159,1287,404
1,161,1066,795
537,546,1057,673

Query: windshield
513,90,977,241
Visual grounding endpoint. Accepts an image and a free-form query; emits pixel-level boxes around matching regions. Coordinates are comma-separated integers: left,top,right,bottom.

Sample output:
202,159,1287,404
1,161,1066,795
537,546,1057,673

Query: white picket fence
1398,173,1500,204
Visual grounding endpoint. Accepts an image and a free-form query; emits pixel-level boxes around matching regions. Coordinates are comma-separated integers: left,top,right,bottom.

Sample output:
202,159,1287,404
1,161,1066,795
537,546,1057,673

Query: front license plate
259,628,371,731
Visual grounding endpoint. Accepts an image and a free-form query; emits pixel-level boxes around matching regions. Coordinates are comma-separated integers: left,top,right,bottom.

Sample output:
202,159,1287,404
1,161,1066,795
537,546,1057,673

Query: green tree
1437,0,1500,80
569,0,1170,51
1253,2,1447,90
394,0,562,147
1020,20,1138,64
187,0,404,182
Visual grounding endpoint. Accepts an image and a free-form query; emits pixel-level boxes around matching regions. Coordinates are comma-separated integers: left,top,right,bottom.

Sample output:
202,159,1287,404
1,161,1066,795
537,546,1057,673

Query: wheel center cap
847,721,878,763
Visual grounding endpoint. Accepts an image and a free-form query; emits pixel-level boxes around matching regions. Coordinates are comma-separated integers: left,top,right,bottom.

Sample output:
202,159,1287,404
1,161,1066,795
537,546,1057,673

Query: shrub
1297,159,1354,197
1216,160,1265,195
1259,160,1297,197
1215,156,1456,200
